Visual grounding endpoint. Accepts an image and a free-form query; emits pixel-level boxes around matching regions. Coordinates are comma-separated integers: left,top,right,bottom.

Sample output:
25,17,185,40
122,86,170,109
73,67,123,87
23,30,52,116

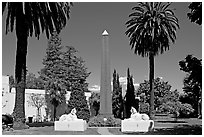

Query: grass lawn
2,126,99,135
109,118,202,135
2,118,202,135
108,125,202,135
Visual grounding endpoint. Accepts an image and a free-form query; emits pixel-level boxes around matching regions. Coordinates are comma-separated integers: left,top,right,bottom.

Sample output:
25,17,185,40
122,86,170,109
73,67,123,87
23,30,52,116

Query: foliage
67,83,90,122
124,68,137,118
89,92,100,116
179,103,194,118
159,101,194,118
46,80,66,121
139,102,150,114
125,2,179,119
179,55,202,117
26,72,44,89
187,2,202,25
112,69,123,119
137,77,179,111
3,3,72,128
125,2,179,57
159,101,182,115
88,116,121,127
26,121,54,127
39,31,66,121
61,46,90,90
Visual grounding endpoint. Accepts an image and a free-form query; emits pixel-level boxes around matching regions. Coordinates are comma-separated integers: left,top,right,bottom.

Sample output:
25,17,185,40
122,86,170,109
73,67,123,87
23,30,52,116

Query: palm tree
2,2,72,129
125,2,179,119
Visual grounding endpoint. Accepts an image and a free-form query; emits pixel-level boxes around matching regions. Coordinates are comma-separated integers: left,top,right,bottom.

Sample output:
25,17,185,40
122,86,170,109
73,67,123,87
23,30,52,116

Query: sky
1,2,202,94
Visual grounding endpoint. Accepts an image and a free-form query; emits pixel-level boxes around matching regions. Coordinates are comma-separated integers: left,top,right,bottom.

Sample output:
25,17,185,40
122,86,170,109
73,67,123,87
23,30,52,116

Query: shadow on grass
156,120,187,123
26,122,54,127
108,125,202,135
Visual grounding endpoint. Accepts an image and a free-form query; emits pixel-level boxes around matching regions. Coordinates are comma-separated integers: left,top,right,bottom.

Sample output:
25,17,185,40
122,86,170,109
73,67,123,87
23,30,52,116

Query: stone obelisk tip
102,30,109,36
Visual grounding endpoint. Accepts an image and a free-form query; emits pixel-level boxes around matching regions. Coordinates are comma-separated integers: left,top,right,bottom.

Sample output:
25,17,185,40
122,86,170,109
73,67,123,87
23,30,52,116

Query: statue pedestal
54,119,87,131
121,119,154,132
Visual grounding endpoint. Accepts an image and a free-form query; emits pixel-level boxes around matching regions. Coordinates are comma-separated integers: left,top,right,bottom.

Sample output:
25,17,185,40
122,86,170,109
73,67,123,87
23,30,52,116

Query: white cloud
88,85,100,92
134,83,140,87
119,77,127,84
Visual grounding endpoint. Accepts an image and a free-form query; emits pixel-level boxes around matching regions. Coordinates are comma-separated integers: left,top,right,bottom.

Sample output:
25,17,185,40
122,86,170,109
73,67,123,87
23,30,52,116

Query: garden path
97,127,113,135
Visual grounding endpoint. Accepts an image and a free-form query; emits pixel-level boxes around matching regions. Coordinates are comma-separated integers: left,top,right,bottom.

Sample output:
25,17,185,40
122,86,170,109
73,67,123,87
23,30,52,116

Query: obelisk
99,30,112,117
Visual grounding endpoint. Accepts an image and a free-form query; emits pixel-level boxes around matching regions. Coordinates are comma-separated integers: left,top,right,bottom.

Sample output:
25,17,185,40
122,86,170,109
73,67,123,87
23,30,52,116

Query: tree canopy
187,2,202,25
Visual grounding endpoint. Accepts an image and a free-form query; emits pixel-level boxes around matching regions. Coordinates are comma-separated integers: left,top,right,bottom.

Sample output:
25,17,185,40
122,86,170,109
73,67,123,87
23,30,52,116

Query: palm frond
3,2,73,39
125,2,179,57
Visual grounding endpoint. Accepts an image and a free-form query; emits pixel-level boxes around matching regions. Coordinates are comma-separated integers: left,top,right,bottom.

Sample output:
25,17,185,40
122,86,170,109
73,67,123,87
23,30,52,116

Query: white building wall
2,87,91,121
2,75,9,94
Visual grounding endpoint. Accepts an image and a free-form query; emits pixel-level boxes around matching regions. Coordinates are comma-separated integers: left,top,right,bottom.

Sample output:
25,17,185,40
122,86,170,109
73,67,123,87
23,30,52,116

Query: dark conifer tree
124,68,136,118
112,69,123,118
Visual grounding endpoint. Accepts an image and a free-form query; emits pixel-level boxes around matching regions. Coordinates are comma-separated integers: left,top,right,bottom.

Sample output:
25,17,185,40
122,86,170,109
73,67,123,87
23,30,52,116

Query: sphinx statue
59,108,78,121
129,107,150,121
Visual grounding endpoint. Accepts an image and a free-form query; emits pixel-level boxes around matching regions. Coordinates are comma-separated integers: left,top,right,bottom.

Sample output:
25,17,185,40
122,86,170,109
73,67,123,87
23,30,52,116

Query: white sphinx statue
59,108,78,121
55,108,87,131
129,107,150,121
121,106,154,132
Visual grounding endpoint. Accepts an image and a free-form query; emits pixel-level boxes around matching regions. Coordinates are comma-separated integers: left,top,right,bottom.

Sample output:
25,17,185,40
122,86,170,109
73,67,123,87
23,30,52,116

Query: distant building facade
2,75,91,122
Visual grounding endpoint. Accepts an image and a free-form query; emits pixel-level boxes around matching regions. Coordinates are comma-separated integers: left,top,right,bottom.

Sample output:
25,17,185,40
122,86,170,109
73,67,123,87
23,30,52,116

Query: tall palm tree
125,2,179,119
3,2,72,129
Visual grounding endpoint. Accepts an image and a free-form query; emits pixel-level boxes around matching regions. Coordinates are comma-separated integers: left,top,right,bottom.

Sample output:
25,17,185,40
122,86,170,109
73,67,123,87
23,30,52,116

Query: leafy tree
137,77,179,112
179,55,202,117
124,68,137,118
112,69,123,119
187,2,202,25
46,80,66,121
27,93,46,122
3,2,72,128
125,2,179,119
67,83,90,122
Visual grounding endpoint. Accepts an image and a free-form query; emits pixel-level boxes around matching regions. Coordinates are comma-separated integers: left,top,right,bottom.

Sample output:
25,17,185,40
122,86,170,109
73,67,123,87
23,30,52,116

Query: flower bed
88,115,121,127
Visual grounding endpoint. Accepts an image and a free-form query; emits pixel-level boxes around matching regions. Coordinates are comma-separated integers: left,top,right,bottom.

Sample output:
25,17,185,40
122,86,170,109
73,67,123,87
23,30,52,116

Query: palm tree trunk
149,53,155,119
12,5,29,129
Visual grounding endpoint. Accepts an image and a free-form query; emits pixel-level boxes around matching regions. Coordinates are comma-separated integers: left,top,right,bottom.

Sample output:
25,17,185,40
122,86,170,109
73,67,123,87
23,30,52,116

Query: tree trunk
54,105,57,121
149,53,155,119
12,4,29,130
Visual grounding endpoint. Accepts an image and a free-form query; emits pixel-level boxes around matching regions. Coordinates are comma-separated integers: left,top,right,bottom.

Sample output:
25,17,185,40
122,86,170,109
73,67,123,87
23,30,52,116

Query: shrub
88,116,121,127
179,103,194,118
2,114,13,127
26,122,54,127
139,102,149,114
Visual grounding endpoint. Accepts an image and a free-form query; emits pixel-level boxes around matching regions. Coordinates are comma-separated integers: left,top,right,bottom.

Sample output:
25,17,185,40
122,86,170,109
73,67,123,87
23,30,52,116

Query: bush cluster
88,116,121,127
2,114,14,131
139,102,150,114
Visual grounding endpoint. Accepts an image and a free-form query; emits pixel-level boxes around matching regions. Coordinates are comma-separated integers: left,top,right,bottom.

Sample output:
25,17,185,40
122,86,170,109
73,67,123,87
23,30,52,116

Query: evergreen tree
62,46,90,90
67,83,90,122
124,68,136,118
63,46,91,122
112,69,123,119
39,31,65,121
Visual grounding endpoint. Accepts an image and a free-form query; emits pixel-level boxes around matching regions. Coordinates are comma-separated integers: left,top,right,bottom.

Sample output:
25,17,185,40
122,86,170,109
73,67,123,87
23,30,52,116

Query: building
2,76,91,122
